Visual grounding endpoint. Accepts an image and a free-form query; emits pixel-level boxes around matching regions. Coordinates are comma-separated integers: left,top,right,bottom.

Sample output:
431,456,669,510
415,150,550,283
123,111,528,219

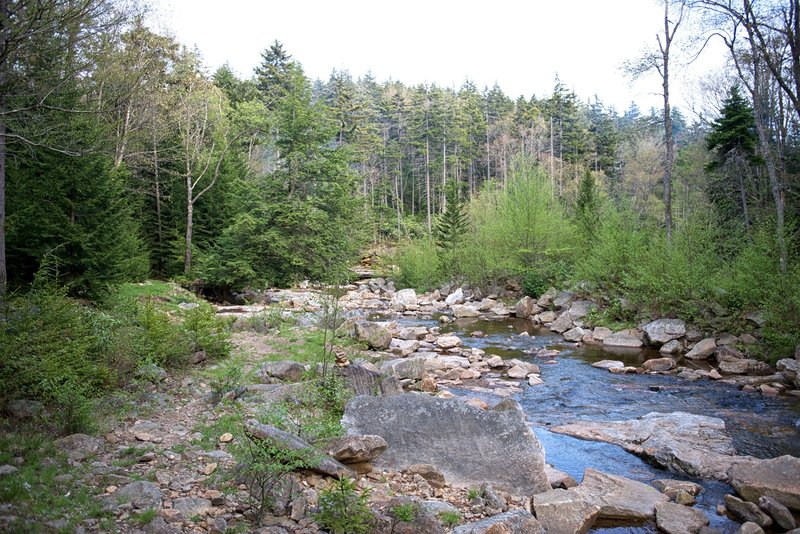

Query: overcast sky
149,0,728,115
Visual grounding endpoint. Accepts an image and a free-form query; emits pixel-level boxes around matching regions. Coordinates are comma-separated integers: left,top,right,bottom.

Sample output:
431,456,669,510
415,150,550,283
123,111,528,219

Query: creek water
393,314,800,533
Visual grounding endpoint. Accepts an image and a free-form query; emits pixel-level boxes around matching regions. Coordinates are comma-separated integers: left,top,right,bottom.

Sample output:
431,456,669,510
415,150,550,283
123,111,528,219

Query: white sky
149,0,728,116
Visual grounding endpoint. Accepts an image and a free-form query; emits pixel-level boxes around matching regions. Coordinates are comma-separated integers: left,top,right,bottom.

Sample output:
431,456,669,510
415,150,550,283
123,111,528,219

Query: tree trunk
0,102,6,302
425,137,431,233
184,174,193,275
662,0,674,240
441,135,447,212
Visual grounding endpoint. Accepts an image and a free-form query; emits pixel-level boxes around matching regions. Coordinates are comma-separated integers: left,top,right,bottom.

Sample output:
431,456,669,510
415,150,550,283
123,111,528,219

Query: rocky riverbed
4,278,798,533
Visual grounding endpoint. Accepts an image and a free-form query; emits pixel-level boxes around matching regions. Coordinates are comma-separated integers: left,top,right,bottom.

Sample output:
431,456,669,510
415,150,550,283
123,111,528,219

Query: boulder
515,296,539,319
655,502,709,534
718,358,764,375
245,420,352,478
758,495,796,530
337,364,402,396
392,288,418,308
686,338,717,360
435,335,462,350
114,481,163,509
569,300,597,320
257,361,306,382
532,488,600,534
718,333,739,345
553,412,739,480
660,339,683,354
322,435,388,464
643,357,677,372
537,310,558,323
380,357,426,381
777,358,800,386
5,399,44,419
550,312,574,334
591,360,624,370
652,479,703,499
592,327,613,342
397,327,429,341
563,327,587,342
389,338,420,356
727,455,800,511
342,393,550,496
643,319,686,346
603,332,644,348
173,497,212,519
553,291,576,309
545,464,578,489
354,320,392,350
54,433,103,462
537,287,558,307
736,522,765,534
724,494,773,528
445,288,465,306
452,304,479,318
451,510,544,534
405,464,446,488
746,311,766,328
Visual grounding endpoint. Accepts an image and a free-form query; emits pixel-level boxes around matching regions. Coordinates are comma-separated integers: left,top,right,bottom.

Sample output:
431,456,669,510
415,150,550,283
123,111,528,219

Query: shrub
314,477,373,534
392,238,443,291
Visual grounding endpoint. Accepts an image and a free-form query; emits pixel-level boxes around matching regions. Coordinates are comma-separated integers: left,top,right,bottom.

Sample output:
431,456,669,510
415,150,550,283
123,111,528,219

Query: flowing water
390,314,800,533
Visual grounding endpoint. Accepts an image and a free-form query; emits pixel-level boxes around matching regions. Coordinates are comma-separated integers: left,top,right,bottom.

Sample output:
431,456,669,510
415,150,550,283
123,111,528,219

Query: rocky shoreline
3,278,797,534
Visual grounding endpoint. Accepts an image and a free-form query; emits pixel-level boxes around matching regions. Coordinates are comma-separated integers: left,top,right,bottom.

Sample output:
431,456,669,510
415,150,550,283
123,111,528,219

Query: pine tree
434,181,468,249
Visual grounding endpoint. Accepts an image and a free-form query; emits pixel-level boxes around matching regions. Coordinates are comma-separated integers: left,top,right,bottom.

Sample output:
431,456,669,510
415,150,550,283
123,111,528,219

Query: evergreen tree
434,181,468,249
575,169,601,245
255,41,295,109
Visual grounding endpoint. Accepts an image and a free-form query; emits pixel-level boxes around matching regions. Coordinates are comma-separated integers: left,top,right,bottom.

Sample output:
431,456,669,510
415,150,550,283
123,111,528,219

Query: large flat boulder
643,319,686,346
603,332,644,348
452,510,544,534
727,455,800,511
552,412,741,480
655,502,709,534
532,488,600,534
354,320,392,350
342,393,550,497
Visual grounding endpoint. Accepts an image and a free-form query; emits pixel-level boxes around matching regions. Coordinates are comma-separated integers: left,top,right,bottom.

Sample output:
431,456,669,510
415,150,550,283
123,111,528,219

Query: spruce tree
434,181,468,249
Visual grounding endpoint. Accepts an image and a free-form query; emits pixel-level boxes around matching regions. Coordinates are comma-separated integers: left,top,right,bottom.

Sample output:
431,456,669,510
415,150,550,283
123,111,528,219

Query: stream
391,314,800,533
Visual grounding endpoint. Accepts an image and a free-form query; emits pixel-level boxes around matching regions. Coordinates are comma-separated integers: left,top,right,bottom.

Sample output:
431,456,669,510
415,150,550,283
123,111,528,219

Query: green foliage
467,488,480,501
390,503,418,523
575,169,601,245
314,477,373,534
439,510,462,527
181,303,232,360
392,238,443,291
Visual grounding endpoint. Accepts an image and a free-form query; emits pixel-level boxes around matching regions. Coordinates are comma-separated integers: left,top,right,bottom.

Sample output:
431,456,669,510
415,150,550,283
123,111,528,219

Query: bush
314,477,373,534
392,238,443,291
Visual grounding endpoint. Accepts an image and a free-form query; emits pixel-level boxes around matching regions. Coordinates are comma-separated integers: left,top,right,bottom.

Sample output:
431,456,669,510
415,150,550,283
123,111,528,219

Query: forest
1,0,799,417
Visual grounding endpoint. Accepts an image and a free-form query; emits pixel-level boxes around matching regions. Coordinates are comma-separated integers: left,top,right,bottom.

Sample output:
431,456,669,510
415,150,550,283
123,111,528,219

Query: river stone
563,327,587,342
759,495,796,530
643,357,677,372
718,358,762,375
258,361,306,382
436,335,462,349
545,465,578,489
532,488,601,534
538,287,558,307
398,327,428,340
592,327,613,342
777,359,800,386
550,312,574,334
553,412,739,480
655,502,709,534
643,319,686,346
245,420,352,478
686,338,717,360
724,494,773,527
727,455,800,511
451,510,544,534
537,310,557,323
660,339,683,354
445,287,465,306
569,300,597,319
652,479,703,498
603,332,644,348
381,357,426,381
354,320,392,350
322,435,388,464
515,296,539,319
507,365,530,379
553,291,576,309
390,338,420,356
342,393,550,496
115,480,164,509
392,288,418,308
452,304,479,318
55,433,104,462
579,468,669,519
736,522,765,534
591,360,624,370
173,497,212,518
337,364,402,396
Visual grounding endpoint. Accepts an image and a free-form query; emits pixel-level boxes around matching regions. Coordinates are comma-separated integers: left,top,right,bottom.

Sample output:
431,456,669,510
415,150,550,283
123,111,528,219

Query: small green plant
206,357,245,403
181,303,232,360
439,510,461,527
131,508,157,525
467,488,481,501
314,477,373,534
390,502,418,523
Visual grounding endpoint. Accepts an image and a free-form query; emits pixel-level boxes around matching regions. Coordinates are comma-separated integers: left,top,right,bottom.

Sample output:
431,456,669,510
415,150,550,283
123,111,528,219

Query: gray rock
337,364,402,396
445,288,465,306
173,497,212,518
537,287,558,307
380,357,426,380
652,479,703,498
550,312,574,334
660,339,683,354
0,465,18,476
392,289,418,308
451,510,544,534
746,311,766,328
591,360,625,370
643,357,677,372
728,455,800,511
354,320,392,349
603,332,644,348
724,494,772,527
115,481,164,509
5,399,44,419
245,419,352,478
545,464,578,489
553,412,739,480
655,502,709,534
479,483,507,511
452,304,479,318
515,296,539,319
686,338,717,360
778,358,800,386
718,358,766,375
736,523,764,534
405,464,446,488
321,435,388,464
533,488,601,534
257,361,306,382
54,433,103,462
758,495,796,530
718,333,739,345
568,300,597,319
643,319,686,346
389,338,420,356
553,291,576,309
563,327,587,342
435,335,462,349
342,393,550,496
537,310,557,323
